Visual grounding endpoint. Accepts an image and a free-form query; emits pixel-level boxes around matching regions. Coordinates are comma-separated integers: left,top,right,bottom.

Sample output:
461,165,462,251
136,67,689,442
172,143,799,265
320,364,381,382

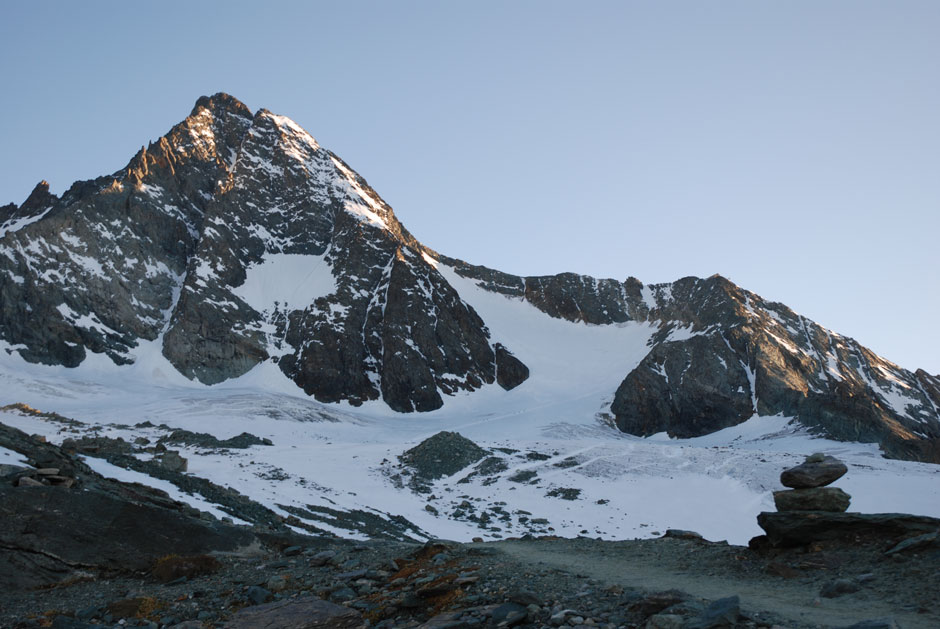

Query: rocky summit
2,93,940,460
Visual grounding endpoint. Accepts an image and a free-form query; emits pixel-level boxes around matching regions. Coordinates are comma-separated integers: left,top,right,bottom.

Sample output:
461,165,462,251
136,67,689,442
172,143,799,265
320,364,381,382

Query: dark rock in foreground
685,595,741,629
757,511,940,547
0,423,268,590
773,487,851,512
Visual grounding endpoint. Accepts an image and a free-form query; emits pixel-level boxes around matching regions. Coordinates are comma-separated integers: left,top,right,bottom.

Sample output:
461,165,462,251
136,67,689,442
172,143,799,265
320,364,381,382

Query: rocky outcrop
399,431,487,481
611,332,754,438
0,423,259,589
495,343,529,390
756,512,940,547
608,277,940,462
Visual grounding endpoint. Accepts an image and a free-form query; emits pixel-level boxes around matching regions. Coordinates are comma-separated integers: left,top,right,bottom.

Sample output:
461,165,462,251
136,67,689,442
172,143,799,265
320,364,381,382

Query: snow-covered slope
2,271,939,546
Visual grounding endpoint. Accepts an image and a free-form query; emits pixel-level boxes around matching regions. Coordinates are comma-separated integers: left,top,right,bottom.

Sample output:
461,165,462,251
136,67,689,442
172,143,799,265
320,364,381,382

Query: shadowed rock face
0,423,257,590
1,93,939,461
611,332,754,438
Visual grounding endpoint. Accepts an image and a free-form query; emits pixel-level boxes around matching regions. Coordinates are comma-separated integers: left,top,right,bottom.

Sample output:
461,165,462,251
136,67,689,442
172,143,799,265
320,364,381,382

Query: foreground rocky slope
4,493,939,628
1,93,938,460
11,533,940,629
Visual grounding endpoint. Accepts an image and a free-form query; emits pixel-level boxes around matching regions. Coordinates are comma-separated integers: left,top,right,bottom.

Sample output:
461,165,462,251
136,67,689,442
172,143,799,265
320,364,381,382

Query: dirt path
490,539,935,628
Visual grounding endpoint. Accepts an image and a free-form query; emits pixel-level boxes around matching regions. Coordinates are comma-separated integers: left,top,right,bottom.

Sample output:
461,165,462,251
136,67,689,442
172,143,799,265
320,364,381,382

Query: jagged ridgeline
1,93,938,461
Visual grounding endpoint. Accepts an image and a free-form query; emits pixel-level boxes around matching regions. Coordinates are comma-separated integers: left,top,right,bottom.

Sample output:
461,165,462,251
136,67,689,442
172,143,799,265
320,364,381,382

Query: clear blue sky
1,1,938,373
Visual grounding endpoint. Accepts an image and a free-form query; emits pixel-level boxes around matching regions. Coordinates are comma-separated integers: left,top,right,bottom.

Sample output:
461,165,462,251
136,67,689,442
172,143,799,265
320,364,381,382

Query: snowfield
1,261,938,546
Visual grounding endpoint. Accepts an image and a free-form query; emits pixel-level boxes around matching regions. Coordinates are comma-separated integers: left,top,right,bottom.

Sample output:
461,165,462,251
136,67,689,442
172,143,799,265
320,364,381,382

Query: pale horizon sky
1,1,938,373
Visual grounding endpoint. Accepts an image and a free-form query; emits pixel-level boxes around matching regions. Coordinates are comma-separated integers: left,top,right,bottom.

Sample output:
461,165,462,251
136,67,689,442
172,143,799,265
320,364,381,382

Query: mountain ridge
1,93,938,462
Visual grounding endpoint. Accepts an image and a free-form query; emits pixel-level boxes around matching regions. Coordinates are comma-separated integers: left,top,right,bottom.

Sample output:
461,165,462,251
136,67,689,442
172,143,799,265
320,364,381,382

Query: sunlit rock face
0,94,519,412
1,93,938,461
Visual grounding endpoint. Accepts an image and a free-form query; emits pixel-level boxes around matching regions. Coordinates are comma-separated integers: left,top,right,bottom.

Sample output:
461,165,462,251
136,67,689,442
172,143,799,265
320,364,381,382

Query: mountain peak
190,92,252,119
22,180,56,208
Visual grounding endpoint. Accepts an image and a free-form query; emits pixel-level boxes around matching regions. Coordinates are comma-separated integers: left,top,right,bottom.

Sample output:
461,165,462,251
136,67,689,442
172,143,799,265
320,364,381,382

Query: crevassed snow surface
1,263,938,545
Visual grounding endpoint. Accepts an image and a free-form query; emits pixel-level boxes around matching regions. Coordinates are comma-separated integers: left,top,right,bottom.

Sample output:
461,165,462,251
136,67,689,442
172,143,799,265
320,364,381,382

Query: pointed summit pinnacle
22,180,56,208
190,92,252,119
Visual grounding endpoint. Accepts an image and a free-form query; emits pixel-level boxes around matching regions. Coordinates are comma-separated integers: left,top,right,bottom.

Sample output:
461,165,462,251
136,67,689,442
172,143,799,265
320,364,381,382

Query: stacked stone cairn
773,452,851,512
6,466,76,488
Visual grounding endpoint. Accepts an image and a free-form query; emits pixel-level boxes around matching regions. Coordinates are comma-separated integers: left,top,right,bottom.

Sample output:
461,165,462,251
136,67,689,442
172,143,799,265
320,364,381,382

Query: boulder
684,595,740,629
757,511,940,547
490,602,528,627
662,529,704,540
157,451,188,473
780,454,847,488
883,531,939,555
773,487,851,512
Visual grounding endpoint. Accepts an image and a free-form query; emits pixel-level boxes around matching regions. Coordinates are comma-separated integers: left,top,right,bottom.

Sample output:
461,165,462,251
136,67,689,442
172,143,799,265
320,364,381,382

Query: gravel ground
3,530,937,629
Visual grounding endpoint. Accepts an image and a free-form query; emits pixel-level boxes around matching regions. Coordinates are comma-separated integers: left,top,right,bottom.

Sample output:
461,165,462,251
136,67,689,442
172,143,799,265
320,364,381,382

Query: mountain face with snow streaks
1,93,938,461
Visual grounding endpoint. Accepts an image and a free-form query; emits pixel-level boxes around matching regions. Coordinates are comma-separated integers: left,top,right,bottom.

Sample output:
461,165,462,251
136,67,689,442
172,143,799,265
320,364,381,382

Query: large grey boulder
773,487,851,512
780,453,848,488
